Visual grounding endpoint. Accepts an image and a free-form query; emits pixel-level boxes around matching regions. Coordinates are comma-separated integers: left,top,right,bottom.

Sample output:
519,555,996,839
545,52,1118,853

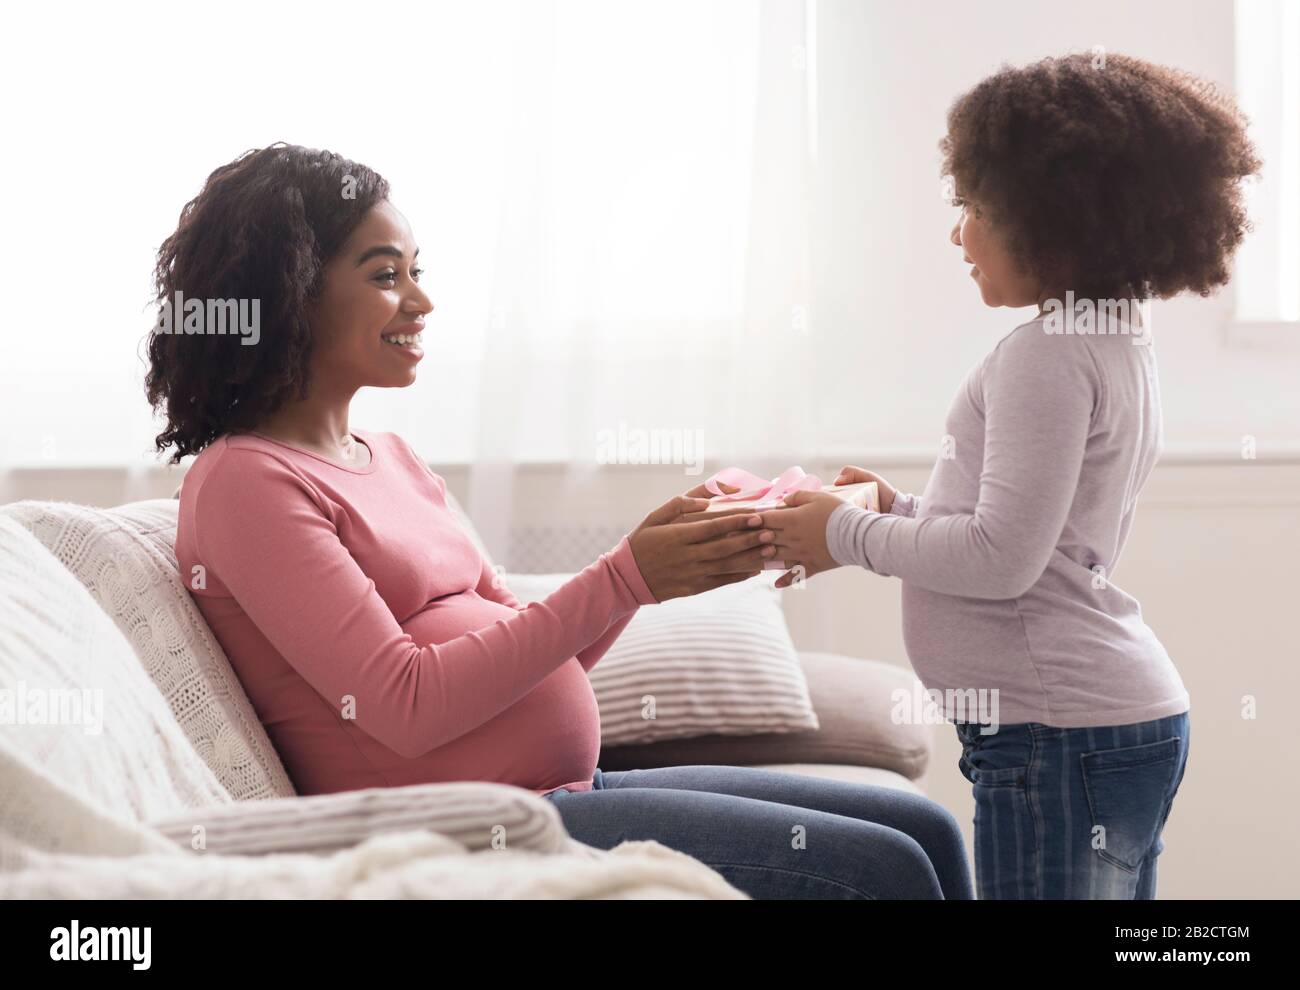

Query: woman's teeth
382,333,422,346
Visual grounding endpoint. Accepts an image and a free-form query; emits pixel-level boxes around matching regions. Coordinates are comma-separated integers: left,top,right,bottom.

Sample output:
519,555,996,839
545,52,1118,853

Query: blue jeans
953,711,1190,899
542,764,973,899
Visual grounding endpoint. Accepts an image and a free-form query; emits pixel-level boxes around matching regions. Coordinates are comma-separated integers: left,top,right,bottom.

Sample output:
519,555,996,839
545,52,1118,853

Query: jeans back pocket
1080,736,1181,873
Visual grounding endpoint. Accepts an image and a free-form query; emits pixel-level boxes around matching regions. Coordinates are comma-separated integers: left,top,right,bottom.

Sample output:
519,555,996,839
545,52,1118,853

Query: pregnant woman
146,143,971,899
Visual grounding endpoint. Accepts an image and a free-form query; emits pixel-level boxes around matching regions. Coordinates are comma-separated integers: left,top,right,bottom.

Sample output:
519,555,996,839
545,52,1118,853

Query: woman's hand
628,483,778,602
834,465,897,515
630,480,739,538
759,490,846,589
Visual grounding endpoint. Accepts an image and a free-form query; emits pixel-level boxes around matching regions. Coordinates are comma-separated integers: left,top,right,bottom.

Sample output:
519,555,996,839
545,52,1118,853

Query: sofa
0,492,931,899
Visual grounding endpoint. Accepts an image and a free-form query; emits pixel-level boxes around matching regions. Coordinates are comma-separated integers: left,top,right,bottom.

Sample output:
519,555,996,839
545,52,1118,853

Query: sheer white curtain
445,0,821,560
2,0,820,539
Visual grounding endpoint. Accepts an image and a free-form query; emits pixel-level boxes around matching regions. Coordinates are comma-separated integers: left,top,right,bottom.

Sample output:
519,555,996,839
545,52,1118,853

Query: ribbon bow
703,466,824,509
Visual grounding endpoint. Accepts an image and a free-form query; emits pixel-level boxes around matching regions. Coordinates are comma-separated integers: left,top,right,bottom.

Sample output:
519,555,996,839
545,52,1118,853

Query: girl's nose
950,220,962,246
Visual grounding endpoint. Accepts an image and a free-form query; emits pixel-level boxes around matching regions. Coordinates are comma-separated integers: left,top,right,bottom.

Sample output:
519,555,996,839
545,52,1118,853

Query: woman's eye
374,268,422,285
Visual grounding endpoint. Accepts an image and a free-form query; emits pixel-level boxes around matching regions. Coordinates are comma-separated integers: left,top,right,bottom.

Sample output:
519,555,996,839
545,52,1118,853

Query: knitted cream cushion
504,573,819,746
0,499,295,802
0,516,232,827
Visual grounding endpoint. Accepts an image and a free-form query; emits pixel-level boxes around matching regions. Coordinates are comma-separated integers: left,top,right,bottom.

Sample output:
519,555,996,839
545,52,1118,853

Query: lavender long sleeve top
826,311,1189,728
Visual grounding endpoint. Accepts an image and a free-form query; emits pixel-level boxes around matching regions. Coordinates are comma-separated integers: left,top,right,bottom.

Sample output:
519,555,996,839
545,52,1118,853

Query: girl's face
306,200,434,392
950,200,1044,309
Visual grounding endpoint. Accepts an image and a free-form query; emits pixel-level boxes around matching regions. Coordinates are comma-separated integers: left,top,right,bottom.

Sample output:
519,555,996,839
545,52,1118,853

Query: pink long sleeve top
174,429,657,797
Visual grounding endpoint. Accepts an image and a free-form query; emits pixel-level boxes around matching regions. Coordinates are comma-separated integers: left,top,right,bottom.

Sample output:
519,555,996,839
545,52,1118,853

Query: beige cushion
505,572,818,747
600,652,933,780
145,781,572,857
1,499,295,802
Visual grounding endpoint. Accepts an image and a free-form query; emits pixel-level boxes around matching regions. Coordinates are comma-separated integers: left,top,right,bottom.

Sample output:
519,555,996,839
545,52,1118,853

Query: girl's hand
834,465,897,515
760,490,845,589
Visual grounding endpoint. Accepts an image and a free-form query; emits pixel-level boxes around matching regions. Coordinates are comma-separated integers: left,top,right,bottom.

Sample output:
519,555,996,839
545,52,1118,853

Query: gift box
676,467,880,570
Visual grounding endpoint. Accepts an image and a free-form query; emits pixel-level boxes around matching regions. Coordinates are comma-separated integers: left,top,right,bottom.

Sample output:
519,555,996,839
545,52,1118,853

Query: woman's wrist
610,534,658,606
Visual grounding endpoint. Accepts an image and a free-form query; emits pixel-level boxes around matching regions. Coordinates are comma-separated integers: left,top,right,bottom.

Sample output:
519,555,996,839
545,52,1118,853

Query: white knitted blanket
3,816,744,900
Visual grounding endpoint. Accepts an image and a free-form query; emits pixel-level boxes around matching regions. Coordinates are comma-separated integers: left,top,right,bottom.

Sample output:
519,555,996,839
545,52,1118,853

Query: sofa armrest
599,652,933,779
144,781,573,857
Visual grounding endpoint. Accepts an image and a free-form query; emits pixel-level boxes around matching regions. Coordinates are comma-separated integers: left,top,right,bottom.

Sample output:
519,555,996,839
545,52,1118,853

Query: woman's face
307,200,433,391
950,200,1043,309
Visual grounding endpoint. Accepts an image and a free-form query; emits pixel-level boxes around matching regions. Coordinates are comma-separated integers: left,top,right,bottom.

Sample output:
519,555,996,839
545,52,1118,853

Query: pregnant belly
390,590,602,790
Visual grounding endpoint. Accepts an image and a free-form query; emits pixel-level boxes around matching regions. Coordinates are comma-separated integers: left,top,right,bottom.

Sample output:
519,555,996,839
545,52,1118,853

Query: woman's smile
381,321,425,360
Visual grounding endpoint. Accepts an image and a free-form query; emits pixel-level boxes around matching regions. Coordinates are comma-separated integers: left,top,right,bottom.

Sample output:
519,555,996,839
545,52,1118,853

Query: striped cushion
505,573,819,746
144,781,571,856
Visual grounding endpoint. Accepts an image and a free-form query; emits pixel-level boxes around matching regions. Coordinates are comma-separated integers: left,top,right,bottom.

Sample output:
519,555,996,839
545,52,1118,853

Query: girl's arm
826,326,1101,599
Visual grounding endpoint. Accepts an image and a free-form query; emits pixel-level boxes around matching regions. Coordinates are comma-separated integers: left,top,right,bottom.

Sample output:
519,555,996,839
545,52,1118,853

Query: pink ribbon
703,466,824,509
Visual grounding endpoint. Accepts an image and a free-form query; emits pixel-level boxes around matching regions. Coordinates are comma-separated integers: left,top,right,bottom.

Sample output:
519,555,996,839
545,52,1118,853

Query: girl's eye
411,267,423,281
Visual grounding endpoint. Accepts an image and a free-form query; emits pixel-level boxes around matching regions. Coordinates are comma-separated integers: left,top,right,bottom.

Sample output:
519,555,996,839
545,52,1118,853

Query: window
1232,0,1300,340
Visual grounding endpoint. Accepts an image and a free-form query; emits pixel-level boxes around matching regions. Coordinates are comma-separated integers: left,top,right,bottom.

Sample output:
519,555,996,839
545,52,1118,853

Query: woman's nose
950,220,962,247
408,285,434,316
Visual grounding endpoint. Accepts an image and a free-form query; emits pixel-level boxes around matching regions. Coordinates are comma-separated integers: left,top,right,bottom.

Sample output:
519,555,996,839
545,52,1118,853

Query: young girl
762,53,1260,899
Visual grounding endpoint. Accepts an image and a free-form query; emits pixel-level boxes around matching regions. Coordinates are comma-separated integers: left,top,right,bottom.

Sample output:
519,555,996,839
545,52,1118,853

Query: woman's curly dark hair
144,143,389,462
940,52,1262,301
